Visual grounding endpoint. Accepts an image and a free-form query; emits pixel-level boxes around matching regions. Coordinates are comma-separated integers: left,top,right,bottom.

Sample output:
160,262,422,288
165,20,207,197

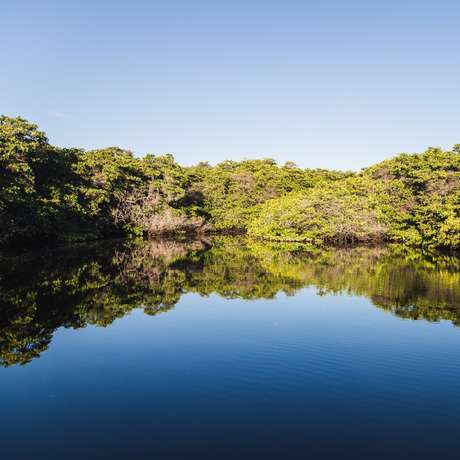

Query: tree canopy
0,116,458,249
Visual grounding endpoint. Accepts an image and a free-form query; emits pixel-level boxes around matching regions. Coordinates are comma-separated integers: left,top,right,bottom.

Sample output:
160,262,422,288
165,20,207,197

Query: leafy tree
0,116,48,242
247,178,387,245
0,115,458,249
190,159,345,231
364,146,460,249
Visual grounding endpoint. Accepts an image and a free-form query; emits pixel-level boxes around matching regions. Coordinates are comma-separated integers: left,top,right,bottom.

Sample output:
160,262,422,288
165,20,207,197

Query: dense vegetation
1,238,459,366
1,116,459,249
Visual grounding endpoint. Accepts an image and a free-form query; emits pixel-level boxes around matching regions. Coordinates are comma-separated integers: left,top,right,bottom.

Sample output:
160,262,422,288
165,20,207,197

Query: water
1,238,459,459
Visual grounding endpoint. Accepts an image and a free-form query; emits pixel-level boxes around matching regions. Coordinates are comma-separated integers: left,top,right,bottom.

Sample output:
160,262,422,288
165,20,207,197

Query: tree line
1,116,459,249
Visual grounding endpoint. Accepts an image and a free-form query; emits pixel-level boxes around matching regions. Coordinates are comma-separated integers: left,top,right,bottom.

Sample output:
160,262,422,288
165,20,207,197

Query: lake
1,238,459,459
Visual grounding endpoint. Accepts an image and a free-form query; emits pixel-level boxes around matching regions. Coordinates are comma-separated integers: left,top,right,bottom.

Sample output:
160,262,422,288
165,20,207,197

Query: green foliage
248,177,387,244
0,116,88,243
363,146,460,249
74,147,150,236
0,116,458,249
248,147,460,249
189,159,346,231
0,117,199,243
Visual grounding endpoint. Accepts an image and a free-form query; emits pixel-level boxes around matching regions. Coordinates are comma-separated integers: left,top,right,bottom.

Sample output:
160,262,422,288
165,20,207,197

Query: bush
248,181,388,245
113,185,205,237
1,115,459,250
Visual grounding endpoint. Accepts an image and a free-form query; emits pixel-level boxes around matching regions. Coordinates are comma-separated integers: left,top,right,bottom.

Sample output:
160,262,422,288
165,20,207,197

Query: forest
1,115,459,249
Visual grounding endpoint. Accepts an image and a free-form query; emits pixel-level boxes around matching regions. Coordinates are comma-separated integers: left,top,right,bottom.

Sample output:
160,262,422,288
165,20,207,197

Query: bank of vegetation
1,116,459,249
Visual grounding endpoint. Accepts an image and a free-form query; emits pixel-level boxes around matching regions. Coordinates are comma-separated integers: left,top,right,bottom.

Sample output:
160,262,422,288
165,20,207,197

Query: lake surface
1,238,459,459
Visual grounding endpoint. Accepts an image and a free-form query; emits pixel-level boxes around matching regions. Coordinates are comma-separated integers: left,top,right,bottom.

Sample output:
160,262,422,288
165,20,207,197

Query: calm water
1,238,459,459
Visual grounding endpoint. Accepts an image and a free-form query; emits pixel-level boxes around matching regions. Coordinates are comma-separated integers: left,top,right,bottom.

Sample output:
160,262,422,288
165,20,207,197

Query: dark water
1,238,459,459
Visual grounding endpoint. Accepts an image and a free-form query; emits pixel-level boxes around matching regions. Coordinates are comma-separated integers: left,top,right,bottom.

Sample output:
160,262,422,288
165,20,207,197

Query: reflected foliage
0,238,459,366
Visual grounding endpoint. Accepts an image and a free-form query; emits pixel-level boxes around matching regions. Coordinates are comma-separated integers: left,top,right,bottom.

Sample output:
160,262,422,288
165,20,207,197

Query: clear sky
2,0,459,170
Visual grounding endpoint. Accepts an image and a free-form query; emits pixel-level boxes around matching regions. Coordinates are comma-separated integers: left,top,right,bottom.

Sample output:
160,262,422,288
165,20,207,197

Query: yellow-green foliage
0,117,198,243
248,177,388,245
363,147,460,249
1,116,459,249
247,148,460,249
188,159,346,231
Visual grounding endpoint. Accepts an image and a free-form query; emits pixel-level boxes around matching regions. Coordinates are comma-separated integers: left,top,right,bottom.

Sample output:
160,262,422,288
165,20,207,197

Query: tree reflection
1,238,459,366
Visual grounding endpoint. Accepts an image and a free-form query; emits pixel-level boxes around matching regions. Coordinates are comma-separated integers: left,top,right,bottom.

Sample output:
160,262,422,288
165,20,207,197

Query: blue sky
2,0,459,170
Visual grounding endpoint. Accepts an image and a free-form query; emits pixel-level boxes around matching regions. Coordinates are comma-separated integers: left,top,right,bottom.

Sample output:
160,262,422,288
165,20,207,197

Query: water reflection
0,238,459,366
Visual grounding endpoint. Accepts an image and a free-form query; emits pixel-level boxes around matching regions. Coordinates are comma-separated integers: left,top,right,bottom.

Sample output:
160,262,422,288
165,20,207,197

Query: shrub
114,185,205,237
248,181,388,245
